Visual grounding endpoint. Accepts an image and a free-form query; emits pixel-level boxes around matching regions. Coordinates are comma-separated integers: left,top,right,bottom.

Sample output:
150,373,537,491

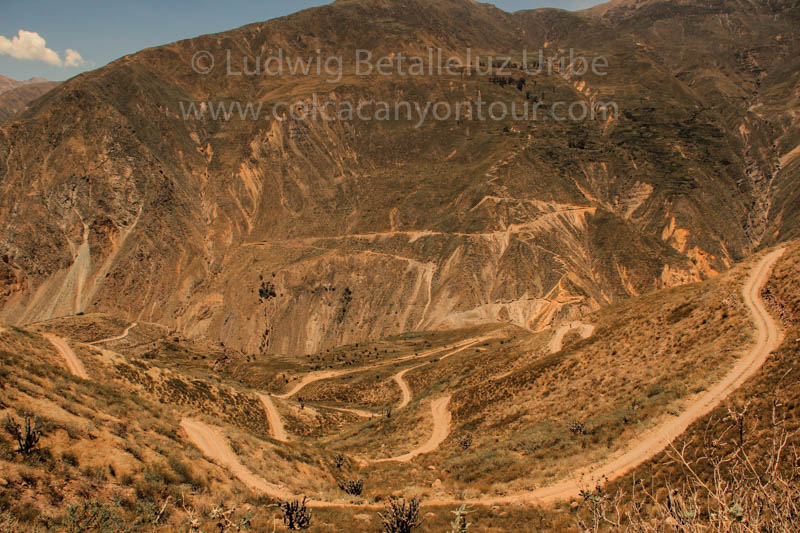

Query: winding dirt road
393,367,416,409
45,333,89,379
276,336,491,399
548,321,596,354
449,247,786,505
89,322,138,345
180,418,364,508
180,419,295,499
328,406,376,418
257,393,289,442
178,248,784,507
390,338,493,410
374,396,453,463
387,319,599,455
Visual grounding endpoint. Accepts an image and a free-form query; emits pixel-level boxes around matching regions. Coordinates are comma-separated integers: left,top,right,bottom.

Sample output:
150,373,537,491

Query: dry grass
0,243,798,530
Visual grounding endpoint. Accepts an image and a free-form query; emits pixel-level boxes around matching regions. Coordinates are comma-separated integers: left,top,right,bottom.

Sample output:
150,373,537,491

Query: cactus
281,497,311,530
4,415,41,455
379,497,422,533
338,478,364,496
448,505,472,533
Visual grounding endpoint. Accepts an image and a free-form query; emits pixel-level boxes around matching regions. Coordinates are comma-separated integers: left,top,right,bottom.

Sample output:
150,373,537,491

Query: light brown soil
88,321,138,345
44,333,89,379
373,396,453,464
548,321,596,354
257,393,289,442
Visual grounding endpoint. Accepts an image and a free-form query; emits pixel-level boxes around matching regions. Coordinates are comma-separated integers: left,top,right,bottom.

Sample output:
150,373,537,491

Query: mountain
0,232,796,531
0,81,59,122
581,0,800,246
0,75,20,94
0,0,797,359
1,0,799,530
0,75,52,95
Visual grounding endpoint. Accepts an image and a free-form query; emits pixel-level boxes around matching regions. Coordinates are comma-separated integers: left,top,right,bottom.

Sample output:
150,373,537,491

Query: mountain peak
0,75,53,96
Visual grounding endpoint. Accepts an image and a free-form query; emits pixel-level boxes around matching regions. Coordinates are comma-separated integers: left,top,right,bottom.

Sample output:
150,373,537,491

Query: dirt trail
276,336,491,399
257,394,289,442
38,329,319,505
393,367,416,409
89,322,138,345
275,370,346,400
263,338,487,457
180,419,296,499
389,340,483,410
328,406,376,418
489,320,595,381
45,334,89,379
177,248,785,507
374,396,452,463
548,321,595,354
180,418,361,508
433,247,785,506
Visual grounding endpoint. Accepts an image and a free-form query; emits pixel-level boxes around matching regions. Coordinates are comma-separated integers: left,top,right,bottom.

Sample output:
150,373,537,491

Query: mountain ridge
0,0,797,355
0,74,52,95
0,80,59,122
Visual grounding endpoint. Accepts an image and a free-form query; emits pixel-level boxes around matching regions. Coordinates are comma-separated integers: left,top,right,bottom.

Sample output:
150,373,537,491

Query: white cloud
0,29,86,67
64,49,86,67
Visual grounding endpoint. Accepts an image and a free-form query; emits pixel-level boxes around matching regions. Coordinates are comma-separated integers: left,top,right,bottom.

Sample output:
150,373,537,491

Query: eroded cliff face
1,0,797,354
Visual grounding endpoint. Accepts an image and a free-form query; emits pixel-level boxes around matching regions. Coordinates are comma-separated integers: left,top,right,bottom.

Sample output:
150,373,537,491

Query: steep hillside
1,0,797,355
583,0,800,245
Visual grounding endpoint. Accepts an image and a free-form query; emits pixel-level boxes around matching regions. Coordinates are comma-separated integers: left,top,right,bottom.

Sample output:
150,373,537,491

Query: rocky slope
0,0,798,355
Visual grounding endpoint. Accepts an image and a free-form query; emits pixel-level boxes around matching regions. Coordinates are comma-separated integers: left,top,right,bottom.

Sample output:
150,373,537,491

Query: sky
0,0,601,82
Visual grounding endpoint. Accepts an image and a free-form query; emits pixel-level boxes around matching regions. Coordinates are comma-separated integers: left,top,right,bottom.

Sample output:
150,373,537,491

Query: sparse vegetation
568,420,587,436
575,403,800,532
0,244,797,531
281,497,311,530
183,498,253,532
258,281,276,301
338,478,364,496
208,503,252,532
447,505,472,533
333,453,345,469
57,499,126,533
60,450,79,467
4,415,41,456
379,498,422,533
337,288,353,323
